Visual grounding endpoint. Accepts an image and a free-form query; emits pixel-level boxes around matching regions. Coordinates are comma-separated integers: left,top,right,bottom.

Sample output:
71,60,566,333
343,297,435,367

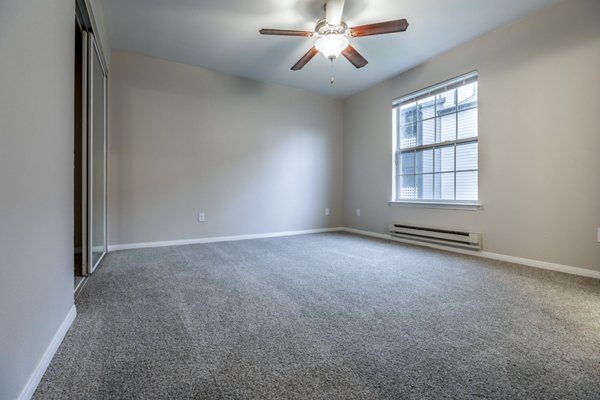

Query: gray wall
1,2,598,398
0,0,74,399
343,0,600,271
109,51,343,246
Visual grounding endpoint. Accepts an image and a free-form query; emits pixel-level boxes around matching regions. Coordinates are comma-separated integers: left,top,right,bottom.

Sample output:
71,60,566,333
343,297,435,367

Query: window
393,72,478,205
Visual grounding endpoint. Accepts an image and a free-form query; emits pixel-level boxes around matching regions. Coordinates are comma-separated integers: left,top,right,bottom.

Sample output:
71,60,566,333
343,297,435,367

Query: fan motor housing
315,18,348,36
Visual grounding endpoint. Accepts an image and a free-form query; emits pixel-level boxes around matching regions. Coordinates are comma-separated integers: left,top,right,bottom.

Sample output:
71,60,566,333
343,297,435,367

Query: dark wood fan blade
259,28,313,37
350,19,409,37
291,47,319,71
342,45,368,69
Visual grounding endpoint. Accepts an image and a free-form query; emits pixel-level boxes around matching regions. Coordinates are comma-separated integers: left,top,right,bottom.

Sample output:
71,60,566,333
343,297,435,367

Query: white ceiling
101,0,562,98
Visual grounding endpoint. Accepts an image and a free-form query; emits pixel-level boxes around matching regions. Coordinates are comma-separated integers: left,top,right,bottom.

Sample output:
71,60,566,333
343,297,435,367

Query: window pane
421,119,435,146
417,174,433,200
456,171,478,201
401,122,417,148
456,142,478,171
437,88,456,114
458,82,477,108
400,175,416,199
400,152,415,175
438,113,456,143
416,149,433,174
457,108,477,139
400,102,417,124
433,172,455,201
417,95,436,120
434,145,454,172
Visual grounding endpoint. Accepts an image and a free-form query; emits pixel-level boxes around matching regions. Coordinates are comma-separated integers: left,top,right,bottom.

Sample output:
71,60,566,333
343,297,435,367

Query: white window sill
388,201,482,211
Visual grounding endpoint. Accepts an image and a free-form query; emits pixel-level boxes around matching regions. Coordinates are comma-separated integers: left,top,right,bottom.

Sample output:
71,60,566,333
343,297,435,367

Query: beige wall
0,0,74,398
109,51,343,246
343,0,600,271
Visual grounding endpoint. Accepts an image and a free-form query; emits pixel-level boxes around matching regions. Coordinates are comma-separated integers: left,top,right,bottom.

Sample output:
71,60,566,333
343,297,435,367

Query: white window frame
390,72,480,210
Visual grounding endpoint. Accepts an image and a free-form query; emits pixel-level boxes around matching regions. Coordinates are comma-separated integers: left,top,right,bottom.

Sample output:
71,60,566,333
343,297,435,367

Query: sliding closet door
88,33,107,273
75,17,89,285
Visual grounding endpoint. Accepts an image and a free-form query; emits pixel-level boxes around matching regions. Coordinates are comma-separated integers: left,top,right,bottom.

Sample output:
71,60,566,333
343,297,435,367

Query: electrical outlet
356,208,361,217
325,208,330,216
198,212,205,222
597,227,600,242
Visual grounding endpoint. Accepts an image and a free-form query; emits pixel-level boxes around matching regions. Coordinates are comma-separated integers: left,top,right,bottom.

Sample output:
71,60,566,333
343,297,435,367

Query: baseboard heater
388,223,481,250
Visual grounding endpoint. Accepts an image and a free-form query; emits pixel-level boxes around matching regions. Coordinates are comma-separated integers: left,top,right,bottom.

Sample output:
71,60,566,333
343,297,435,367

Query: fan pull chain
330,58,335,85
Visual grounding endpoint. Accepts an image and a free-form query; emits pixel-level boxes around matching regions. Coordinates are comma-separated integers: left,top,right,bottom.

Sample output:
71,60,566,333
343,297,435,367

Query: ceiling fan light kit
315,34,349,60
259,0,409,72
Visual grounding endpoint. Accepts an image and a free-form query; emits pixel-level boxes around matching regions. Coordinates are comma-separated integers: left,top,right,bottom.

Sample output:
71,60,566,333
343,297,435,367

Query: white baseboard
108,227,344,251
17,305,77,400
475,252,600,279
342,227,600,280
107,226,598,279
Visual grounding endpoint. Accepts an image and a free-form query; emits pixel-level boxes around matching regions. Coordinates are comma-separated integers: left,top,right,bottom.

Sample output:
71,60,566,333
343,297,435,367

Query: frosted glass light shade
315,34,349,60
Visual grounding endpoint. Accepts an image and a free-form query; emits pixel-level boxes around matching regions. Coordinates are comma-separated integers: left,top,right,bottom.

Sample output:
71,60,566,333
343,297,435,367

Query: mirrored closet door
74,0,108,294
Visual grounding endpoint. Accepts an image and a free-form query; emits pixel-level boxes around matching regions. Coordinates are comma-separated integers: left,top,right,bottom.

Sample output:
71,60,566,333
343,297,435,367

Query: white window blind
393,72,479,203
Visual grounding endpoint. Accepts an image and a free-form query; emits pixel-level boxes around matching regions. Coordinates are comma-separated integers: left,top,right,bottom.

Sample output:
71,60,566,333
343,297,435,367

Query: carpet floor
34,232,600,399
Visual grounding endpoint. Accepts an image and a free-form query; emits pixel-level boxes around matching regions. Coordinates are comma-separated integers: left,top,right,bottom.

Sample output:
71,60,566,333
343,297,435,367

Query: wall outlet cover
198,212,205,222
356,208,361,217
325,208,330,216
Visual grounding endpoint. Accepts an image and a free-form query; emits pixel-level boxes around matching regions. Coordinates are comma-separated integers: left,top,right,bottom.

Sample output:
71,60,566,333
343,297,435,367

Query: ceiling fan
259,0,409,71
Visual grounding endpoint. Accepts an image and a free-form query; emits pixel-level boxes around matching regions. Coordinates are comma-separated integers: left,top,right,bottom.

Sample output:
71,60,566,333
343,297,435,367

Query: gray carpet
34,232,600,399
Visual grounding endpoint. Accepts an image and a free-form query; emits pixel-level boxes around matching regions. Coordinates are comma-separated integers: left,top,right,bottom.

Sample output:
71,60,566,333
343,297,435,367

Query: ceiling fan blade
325,0,346,26
350,19,409,37
259,28,313,37
291,47,319,71
342,45,368,69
